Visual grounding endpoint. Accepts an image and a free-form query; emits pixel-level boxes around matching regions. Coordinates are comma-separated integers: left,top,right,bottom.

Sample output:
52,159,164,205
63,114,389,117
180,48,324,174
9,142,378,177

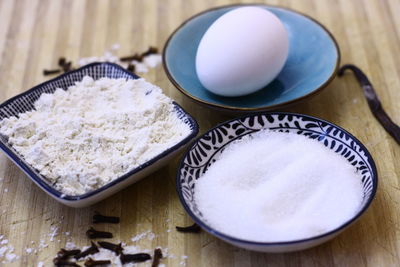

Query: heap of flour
0,76,191,195
195,130,364,242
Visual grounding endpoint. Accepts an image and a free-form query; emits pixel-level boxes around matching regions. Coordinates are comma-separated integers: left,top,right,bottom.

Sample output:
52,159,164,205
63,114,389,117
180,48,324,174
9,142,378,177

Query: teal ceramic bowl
163,4,340,112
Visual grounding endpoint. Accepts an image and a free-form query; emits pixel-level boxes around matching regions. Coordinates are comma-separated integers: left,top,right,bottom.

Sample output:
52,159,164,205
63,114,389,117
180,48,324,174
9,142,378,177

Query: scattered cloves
175,223,201,233
92,212,120,224
53,257,81,267
120,53,143,62
86,227,113,239
141,46,158,57
43,69,62,75
84,258,111,267
56,248,81,259
127,63,135,73
151,248,163,267
61,61,73,72
120,253,151,264
74,242,99,260
58,57,67,67
97,241,123,255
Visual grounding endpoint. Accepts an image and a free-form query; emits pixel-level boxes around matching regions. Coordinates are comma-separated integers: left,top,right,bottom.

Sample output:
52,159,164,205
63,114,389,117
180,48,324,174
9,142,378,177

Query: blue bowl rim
0,62,199,201
176,111,378,246
163,3,341,112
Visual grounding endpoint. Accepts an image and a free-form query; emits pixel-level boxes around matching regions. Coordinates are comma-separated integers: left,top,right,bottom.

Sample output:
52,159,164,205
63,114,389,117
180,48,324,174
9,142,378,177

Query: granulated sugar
195,130,364,242
131,230,156,242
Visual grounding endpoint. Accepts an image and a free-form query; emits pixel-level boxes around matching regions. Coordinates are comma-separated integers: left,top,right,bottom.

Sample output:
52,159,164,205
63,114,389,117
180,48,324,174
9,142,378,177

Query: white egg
195,7,289,97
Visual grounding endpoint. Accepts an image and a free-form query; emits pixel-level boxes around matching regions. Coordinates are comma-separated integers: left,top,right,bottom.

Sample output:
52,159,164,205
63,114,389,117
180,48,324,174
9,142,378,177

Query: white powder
131,230,156,242
195,130,364,242
65,241,77,250
0,76,190,195
49,226,59,242
5,252,17,262
77,45,162,73
38,240,48,250
180,255,188,265
0,246,8,257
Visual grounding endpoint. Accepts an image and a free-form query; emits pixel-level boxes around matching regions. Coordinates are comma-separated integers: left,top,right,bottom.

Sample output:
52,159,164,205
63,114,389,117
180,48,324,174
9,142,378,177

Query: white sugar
131,230,156,242
0,246,8,257
65,241,77,250
195,130,364,242
49,226,59,242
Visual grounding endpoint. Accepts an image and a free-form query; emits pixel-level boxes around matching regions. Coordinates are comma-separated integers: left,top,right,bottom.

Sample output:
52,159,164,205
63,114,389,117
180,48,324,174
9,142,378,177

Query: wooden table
0,0,399,266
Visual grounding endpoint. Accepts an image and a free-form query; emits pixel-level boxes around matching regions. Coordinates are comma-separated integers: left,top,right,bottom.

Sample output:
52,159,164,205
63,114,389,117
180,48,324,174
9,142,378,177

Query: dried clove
141,46,158,57
74,242,99,260
120,253,151,264
175,223,201,233
120,53,143,62
53,257,81,267
56,248,81,259
127,63,135,73
86,227,113,239
61,61,73,72
92,212,120,224
120,46,158,62
84,258,111,267
97,241,123,255
58,57,67,67
43,69,62,75
151,248,163,267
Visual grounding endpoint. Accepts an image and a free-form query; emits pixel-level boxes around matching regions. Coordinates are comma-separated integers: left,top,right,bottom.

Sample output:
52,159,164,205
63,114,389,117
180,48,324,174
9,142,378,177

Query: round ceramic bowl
177,113,377,252
163,4,340,112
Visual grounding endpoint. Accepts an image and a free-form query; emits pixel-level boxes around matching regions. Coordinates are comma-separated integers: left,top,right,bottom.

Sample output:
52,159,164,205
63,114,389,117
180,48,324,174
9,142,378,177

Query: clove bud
53,257,81,267
74,242,99,260
43,69,62,75
151,248,163,267
141,46,158,57
56,248,81,259
84,258,111,267
175,223,201,233
86,227,113,239
92,212,120,224
120,53,143,62
98,241,123,255
120,253,151,264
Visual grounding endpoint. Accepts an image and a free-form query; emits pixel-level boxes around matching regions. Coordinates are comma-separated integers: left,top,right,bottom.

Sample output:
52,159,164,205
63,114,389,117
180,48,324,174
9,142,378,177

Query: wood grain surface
0,0,399,266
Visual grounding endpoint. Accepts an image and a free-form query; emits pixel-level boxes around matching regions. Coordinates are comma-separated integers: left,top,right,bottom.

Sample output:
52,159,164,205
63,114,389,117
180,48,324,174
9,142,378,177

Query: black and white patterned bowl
0,62,198,207
177,112,377,252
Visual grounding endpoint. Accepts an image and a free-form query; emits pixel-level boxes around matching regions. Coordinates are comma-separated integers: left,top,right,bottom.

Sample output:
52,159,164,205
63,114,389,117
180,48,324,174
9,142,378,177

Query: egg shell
195,7,289,97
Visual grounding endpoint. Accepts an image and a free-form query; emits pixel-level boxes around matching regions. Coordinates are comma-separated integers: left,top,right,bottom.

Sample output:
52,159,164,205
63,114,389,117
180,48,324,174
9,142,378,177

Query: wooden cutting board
0,0,399,266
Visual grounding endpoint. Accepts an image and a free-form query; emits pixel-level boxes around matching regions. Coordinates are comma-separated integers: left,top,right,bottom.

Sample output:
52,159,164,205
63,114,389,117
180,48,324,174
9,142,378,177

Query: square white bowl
0,62,198,207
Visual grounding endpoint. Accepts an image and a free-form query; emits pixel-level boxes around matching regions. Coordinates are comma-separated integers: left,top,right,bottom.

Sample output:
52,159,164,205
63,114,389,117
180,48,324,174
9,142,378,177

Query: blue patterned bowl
0,62,198,207
163,4,340,112
177,113,377,252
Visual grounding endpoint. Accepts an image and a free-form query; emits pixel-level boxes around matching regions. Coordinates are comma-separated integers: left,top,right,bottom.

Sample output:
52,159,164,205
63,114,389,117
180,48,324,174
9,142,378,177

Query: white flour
195,130,364,242
0,76,190,195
